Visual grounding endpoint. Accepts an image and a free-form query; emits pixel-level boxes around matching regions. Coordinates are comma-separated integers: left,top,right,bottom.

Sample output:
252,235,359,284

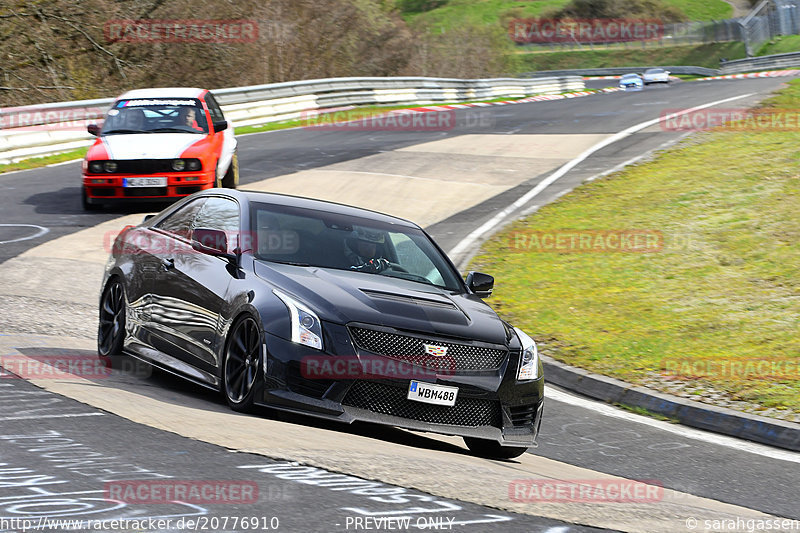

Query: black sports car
99,189,544,459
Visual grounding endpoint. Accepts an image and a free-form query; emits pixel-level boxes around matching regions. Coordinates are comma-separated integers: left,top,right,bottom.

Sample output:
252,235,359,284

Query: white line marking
448,93,754,263
46,158,84,167
584,131,693,182
0,224,49,244
0,412,104,421
545,386,800,464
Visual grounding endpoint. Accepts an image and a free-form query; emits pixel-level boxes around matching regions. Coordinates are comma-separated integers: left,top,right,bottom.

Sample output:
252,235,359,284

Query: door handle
160,258,175,270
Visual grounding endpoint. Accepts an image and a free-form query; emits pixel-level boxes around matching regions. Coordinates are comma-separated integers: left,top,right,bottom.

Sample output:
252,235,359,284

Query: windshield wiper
266,259,310,267
102,129,150,135
149,127,203,133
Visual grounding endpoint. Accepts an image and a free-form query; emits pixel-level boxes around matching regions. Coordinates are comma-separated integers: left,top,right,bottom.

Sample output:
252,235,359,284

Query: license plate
407,380,458,406
123,177,167,187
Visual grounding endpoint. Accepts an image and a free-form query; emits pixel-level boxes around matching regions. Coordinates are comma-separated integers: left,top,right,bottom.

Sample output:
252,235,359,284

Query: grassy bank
404,0,732,30
514,42,746,72
469,80,800,417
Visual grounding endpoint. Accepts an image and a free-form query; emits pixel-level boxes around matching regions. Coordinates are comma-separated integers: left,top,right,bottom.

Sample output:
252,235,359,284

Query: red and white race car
82,87,238,210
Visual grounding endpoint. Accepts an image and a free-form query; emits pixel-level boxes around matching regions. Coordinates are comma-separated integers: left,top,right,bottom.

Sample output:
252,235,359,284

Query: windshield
251,202,463,291
101,98,208,135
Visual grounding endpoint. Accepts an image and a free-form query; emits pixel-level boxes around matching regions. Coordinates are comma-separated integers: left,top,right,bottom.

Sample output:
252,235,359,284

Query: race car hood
100,133,204,160
254,261,510,346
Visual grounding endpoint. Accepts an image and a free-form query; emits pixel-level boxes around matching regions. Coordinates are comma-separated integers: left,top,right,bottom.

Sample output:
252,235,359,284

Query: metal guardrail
0,75,583,165
521,53,800,78
720,51,800,73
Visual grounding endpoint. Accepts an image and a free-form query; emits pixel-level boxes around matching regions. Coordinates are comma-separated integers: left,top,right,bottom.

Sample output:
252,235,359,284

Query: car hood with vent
254,261,510,346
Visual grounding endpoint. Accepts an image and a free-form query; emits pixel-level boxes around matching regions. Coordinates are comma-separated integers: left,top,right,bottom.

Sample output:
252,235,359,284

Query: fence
0,75,583,165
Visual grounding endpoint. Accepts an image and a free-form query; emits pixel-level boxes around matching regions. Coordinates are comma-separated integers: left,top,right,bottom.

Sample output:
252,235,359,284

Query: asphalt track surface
1,77,799,531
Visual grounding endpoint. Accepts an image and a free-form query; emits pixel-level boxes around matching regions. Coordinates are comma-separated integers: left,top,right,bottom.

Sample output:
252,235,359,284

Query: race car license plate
408,380,458,406
123,177,167,187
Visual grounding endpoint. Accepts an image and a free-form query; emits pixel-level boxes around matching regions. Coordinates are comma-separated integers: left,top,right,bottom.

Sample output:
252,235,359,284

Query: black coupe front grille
349,327,508,371
343,381,502,428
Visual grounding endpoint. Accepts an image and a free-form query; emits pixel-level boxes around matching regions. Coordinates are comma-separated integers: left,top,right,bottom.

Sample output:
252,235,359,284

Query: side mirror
213,120,228,132
465,271,494,298
191,227,237,262
142,214,156,223
87,124,100,136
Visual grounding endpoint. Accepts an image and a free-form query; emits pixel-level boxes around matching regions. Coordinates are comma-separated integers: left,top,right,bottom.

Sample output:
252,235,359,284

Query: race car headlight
186,159,201,171
88,161,105,173
171,159,186,171
273,289,323,351
514,326,540,381
103,161,118,173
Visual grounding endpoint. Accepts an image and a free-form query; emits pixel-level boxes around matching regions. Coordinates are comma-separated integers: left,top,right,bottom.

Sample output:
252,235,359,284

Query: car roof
621,73,640,77
209,189,420,229
116,87,207,100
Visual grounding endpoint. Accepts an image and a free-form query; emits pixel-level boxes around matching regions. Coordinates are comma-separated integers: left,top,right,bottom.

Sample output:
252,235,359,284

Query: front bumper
83,172,215,203
258,329,544,447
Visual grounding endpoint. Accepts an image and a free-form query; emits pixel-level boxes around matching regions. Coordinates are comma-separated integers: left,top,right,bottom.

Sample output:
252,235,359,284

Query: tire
82,187,100,211
98,279,125,357
222,315,261,412
463,437,528,460
221,152,239,189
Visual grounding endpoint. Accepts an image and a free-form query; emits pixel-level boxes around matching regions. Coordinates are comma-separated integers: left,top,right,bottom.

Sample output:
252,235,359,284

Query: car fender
216,129,238,180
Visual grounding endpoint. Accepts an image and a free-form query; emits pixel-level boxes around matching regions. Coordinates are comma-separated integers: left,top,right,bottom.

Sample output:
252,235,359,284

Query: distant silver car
619,74,643,90
643,68,670,85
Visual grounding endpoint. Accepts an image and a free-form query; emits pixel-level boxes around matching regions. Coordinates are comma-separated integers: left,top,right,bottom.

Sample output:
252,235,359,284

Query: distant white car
643,68,670,85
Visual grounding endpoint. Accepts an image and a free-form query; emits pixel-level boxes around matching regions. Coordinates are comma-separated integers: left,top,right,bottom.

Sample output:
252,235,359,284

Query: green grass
513,42,746,72
662,0,731,20
403,0,570,30
757,35,800,56
404,0,733,31
0,148,89,175
469,80,800,414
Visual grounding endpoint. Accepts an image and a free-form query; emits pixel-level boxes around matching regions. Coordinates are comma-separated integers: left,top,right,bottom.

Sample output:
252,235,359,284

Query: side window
155,198,206,240
205,93,225,124
390,233,445,287
193,197,240,252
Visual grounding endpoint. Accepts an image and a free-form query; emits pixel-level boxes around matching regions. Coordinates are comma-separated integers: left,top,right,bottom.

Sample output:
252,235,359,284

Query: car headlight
273,289,323,350
186,159,201,171
172,159,186,171
88,161,105,173
514,326,540,381
104,161,118,173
